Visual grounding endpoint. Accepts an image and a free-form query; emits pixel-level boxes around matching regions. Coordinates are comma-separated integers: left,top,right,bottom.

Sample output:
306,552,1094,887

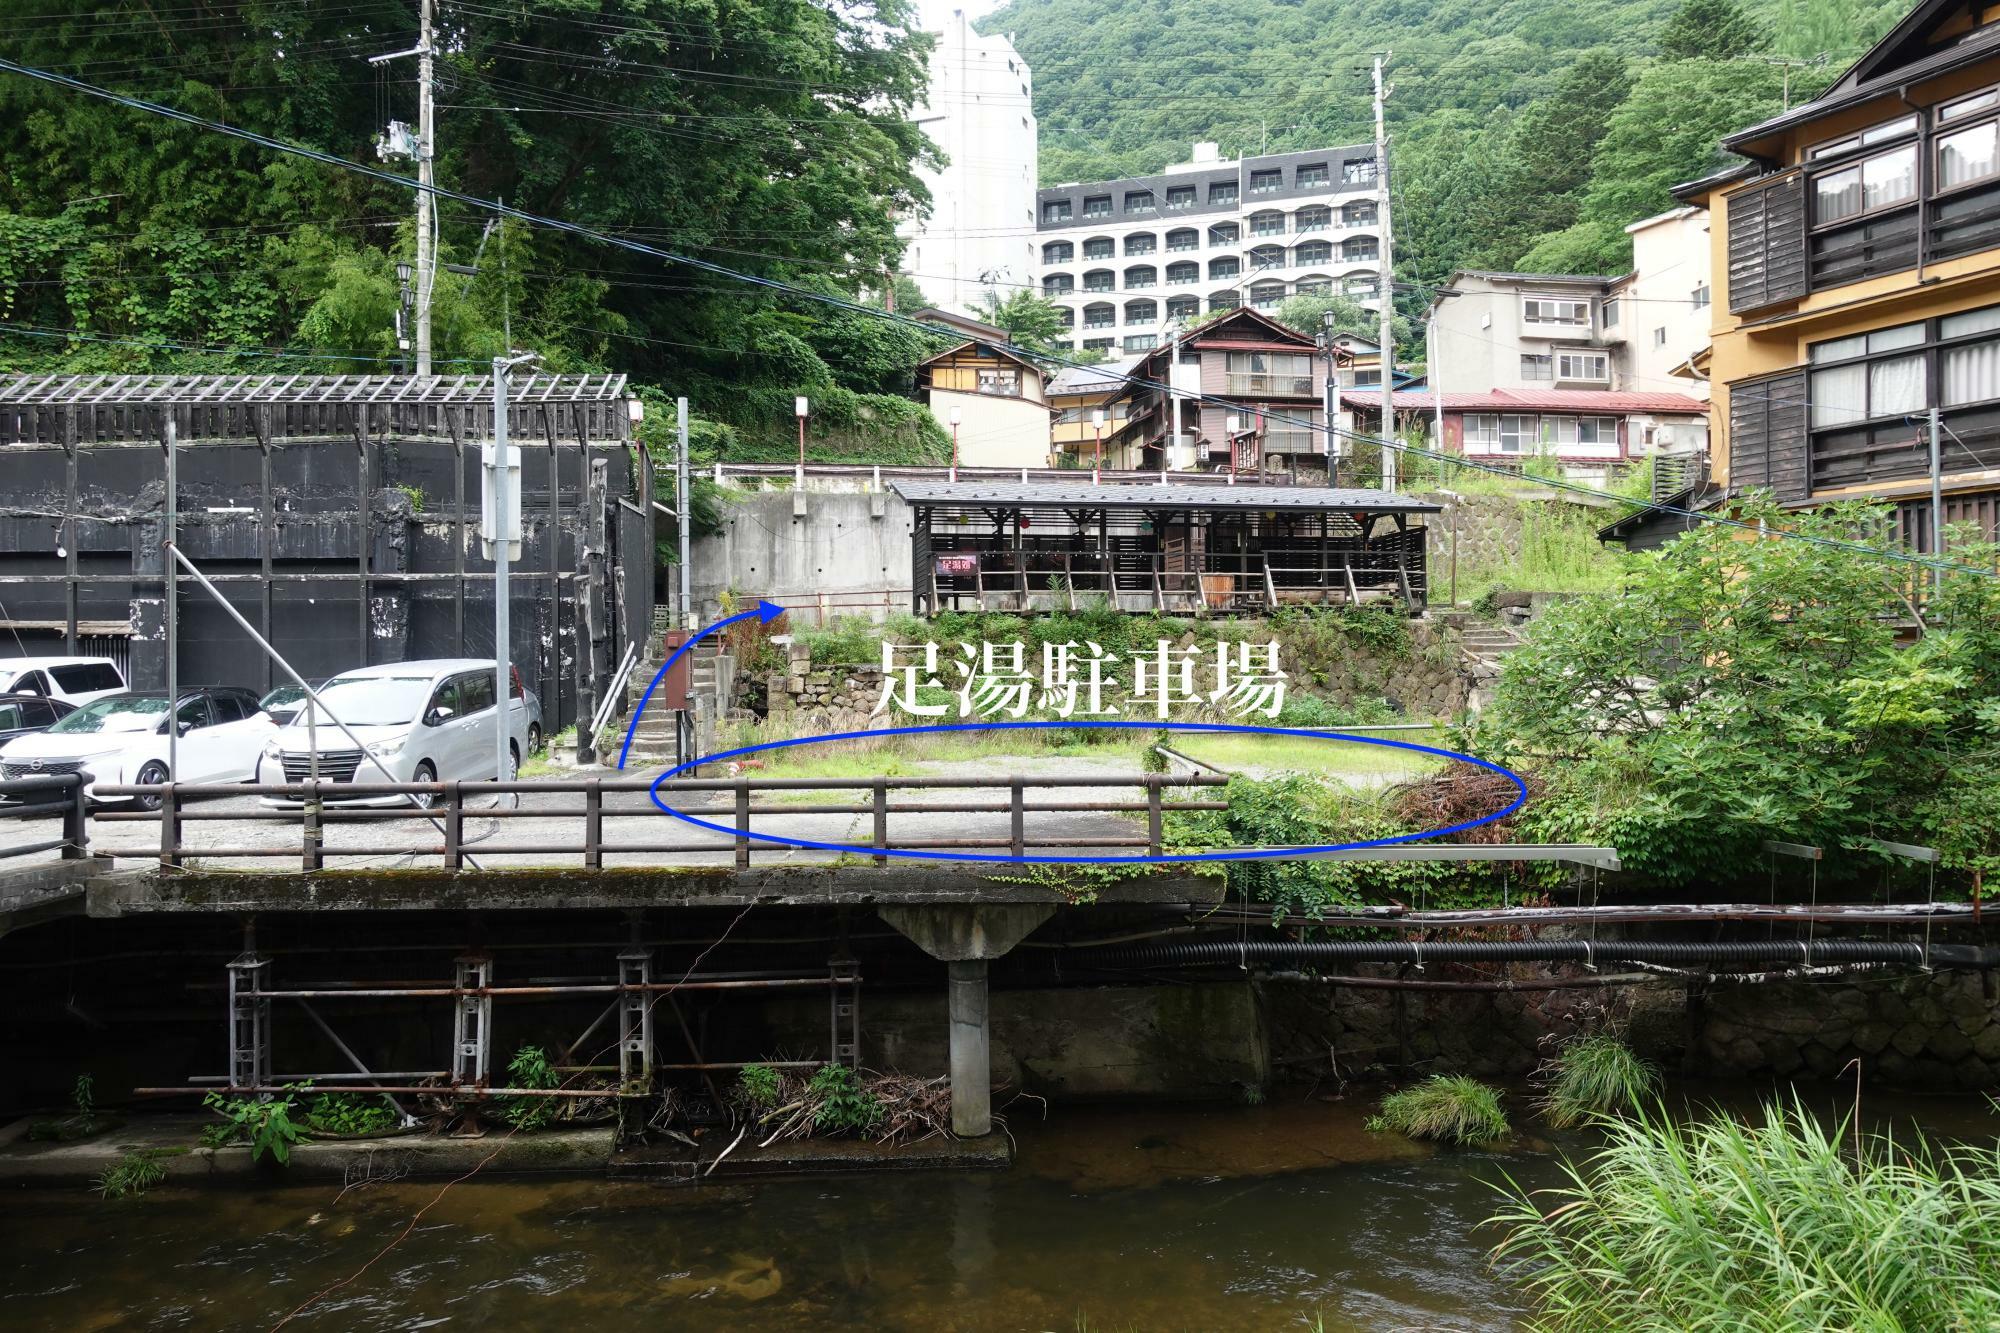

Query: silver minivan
256,659,535,805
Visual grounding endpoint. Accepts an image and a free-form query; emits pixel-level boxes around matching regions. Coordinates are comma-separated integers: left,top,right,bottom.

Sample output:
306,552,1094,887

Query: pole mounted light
1091,407,1107,485
794,395,810,483
948,405,962,481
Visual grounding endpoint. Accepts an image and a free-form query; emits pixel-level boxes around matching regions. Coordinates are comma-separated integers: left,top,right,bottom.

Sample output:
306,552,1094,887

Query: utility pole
415,0,435,376
677,397,694,630
487,352,537,784
1373,52,1398,492
1316,310,1343,487
1929,404,1944,598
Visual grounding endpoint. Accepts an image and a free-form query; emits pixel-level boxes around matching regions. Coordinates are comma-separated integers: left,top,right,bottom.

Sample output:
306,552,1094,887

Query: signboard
934,552,979,578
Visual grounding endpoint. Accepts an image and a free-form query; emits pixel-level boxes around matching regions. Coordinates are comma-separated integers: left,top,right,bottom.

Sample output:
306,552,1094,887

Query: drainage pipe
1066,939,1996,968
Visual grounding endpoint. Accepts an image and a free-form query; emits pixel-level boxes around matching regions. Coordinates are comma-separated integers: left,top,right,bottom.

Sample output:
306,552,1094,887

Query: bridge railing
0,774,90,862
85,773,1231,872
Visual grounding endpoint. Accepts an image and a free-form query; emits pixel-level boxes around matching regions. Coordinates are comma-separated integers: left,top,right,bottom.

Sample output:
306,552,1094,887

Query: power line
0,55,1990,579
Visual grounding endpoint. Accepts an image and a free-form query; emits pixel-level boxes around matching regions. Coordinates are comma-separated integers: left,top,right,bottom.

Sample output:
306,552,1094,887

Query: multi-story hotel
1669,0,2000,555
1034,141,1384,356
899,14,1039,317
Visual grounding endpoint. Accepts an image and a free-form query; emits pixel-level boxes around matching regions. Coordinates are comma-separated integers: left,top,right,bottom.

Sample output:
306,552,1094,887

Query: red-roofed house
1341,388,1710,481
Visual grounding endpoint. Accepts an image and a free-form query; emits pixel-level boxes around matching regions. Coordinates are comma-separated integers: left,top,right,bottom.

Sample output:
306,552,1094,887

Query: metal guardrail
0,774,89,862
88,773,1231,871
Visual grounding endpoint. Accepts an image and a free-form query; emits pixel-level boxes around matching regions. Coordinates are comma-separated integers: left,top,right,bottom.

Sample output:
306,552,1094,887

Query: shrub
736,1063,783,1110
807,1064,884,1136
503,1045,561,1130
1490,1100,2000,1330
1535,1035,1657,1129
304,1092,399,1136
1366,1075,1509,1145
202,1084,310,1165
96,1148,169,1199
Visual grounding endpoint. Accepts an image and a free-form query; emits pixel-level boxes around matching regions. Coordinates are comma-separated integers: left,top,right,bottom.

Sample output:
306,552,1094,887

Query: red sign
935,552,978,577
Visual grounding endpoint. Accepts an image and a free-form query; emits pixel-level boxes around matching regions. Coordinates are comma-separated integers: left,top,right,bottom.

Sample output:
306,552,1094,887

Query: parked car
0,656,128,707
258,681,329,727
0,692,76,747
257,659,534,805
0,687,274,808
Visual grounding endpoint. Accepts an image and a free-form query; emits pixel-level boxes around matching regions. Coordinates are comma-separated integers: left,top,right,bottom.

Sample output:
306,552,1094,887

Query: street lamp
1316,310,1343,487
1226,414,1241,481
1091,407,1106,485
794,395,810,483
948,405,962,481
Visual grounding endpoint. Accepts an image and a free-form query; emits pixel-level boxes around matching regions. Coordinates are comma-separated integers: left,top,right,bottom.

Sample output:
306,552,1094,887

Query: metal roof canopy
0,372,630,408
892,480,1442,514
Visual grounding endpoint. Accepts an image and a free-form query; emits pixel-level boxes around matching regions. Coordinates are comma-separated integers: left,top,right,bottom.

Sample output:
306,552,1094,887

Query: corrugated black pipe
1070,940,1998,968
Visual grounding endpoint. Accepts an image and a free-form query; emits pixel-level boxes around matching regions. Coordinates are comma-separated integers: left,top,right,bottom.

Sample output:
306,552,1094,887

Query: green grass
1535,1035,1659,1129
95,1148,170,1199
739,728,1152,784
1490,1099,2000,1330
1367,1075,1510,1145
1172,726,1445,781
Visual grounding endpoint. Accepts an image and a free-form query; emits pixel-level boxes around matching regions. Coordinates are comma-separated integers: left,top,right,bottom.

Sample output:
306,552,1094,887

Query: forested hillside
983,0,1907,283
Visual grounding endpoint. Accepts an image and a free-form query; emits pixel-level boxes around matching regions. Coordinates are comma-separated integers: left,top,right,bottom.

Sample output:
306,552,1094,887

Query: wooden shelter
893,480,1437,615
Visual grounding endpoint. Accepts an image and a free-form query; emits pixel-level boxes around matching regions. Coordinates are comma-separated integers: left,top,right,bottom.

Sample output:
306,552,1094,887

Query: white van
0,657,128,707
256,659,535,805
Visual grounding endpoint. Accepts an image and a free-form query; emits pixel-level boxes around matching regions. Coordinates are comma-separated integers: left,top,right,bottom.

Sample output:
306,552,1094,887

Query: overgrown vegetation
1535,1036,1659,1129
29,1074,111,1142
95,1148,170,1200
1366,1075,1511,1145
1491,1100,2000,1329
201,1084,310,1165
735,1063,784,1111
503,1045,562,1131
807,1063,887,1137
304,1092,399,1137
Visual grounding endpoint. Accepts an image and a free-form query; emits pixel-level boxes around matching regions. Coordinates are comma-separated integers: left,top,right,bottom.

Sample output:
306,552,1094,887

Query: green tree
1273,291,1412,349
974,289,1072,354
1658,0,1768,59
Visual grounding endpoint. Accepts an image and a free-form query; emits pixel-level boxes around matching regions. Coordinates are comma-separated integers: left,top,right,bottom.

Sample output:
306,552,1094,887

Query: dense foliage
0,0,947,459
1484,500,2000,888
984,0,1907,345
1492,1100,2000,1329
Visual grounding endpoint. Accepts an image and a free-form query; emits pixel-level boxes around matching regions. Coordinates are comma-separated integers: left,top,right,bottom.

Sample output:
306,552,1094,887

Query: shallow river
2,1088,1991,1331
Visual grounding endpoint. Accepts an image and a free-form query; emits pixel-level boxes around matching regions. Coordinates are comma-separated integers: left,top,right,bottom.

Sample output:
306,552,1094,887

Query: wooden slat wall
1727,371,1810,503
1727,173,1808,314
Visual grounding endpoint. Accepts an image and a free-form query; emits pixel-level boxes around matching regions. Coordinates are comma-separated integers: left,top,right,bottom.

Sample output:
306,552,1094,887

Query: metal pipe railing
0,774,88,862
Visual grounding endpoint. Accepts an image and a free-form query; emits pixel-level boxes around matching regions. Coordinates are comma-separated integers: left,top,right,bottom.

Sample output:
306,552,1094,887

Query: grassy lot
1170,725,1445,783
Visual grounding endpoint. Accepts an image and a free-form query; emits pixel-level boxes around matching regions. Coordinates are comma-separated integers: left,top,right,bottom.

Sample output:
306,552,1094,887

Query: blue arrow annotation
616,599,787,771
640,717,1528,867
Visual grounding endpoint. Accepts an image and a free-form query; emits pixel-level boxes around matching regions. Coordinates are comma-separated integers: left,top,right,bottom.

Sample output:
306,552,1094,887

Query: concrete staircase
1458,624,1524,714
620,636,727,766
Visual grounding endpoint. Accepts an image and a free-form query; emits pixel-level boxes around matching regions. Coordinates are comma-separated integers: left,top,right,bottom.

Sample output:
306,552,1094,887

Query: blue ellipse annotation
645,720,1526,866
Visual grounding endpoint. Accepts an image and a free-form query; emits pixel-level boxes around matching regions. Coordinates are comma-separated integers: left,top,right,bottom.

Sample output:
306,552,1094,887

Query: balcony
1227,374,1314,395
1263,426,1321,454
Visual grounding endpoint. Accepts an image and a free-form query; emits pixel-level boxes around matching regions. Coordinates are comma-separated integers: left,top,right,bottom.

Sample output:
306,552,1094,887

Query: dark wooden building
892,480,1437,615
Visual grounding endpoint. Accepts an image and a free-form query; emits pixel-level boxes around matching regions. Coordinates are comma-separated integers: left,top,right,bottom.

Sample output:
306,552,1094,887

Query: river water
2,1088,1991,1331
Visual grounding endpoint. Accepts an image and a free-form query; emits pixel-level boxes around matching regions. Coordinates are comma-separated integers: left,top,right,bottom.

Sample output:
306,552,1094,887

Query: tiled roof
1341,388,1709,413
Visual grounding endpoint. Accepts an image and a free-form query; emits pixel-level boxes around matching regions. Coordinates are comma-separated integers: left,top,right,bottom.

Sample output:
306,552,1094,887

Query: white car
0,688,275,808
0,656,128,707
256,659,534,805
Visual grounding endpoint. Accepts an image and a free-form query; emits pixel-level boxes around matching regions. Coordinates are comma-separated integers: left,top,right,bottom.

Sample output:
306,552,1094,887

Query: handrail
0,773,89,862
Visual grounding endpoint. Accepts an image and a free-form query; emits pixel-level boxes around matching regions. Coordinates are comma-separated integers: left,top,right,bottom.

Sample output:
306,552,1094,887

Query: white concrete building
1621,206,1714,401
1035,140,1384,357
900,15,1039,317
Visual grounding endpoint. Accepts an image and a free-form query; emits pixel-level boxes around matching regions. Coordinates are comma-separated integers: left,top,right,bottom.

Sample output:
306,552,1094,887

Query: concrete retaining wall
689,489,915,625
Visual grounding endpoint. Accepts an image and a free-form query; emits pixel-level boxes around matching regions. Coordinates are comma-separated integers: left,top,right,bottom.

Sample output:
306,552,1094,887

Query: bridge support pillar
452,954,493,1088
227,951,271,1095
878,905,1054,1139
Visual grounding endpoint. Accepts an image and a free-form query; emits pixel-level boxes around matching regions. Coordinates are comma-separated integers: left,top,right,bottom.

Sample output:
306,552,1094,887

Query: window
1125,265,1156,288
1166,185,1196,210
1499,414,1534,453
1808,114,1919,160
176,696,214,732
460,672,495,714
1942,306,2000,406
1208,291,1239,311
1600,298,1620,328
1124,298,1157,323
1125,190,1156,215
1296,162,1329,188
1083,195,1112,218
1937,120,2000,193
1340,238,1379,263
1522,295,1590,327
1295,206,1332,232
1295,274,1332,294
1250,211,1285,237
1556,350,1610,382
214,693,249,722
977,367,1022,397
1083,237,1114,260
1544,416,1621,448
1808,321,1927,427
1464,414,1498,449
1124,334,1158,351
1042,241,1072,264
1056,306,1075,327
50,663,121,692
1350,368,1382,387
1042,200,1071,223
1082,302,1115,329
1083,337,1114,351
1125,233,1156,256
1209,181,1238,205
1051,340,1073,351
1208,256,1240,279
1342,201,1378,226
1083,269,1114,292
1345,274,1380,300
1167,261,1199,284
1225,351,1313,394
1166,229,1199,252
1691,283,1711,309
1249,282,1285,309
1521,354,1553,382
1248,244,1284,270
1209,222,1239,246
1043,275,1073,295
1342,159,1378,185
1463,414,1533,451
1654,326,1668,347
1940,88,2000,124
1166,296,1199,319
1292,240,1333,266
1249,169,1282,195
1813,145,1917,224
1177,344,1201,363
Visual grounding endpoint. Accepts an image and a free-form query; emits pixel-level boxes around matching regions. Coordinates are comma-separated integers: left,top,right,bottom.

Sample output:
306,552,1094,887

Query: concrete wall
928,387,1052,470
689,488,915,624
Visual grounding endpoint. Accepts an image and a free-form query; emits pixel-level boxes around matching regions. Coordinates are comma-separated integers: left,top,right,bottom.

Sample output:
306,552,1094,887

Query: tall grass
1535,1035,1658,1129
1367,1075,1510,1145
1490,1099,2000,1330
